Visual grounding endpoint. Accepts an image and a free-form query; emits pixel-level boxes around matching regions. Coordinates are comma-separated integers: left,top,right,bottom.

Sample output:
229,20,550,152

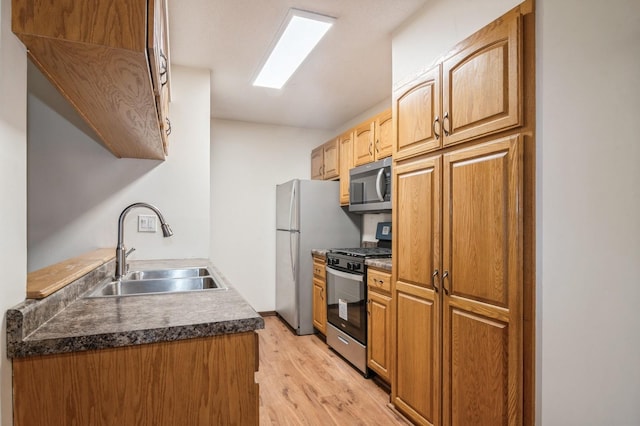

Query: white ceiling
168,0,427,130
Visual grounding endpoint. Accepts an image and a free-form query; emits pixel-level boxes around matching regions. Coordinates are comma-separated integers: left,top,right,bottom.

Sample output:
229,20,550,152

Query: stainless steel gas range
325,246,391,375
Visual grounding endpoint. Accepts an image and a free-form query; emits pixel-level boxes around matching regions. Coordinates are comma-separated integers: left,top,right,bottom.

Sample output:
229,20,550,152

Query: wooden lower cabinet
367,268,392,382
312,255,327,334
392,135,524,426
12,332,260,426
393,154,441,425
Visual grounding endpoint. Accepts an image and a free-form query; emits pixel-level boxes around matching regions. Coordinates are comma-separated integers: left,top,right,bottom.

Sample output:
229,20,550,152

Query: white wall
392,0,640,425
392,0,521,84
28,65,211,271
538,1,640,424
0,0,27,423
210,119,333,311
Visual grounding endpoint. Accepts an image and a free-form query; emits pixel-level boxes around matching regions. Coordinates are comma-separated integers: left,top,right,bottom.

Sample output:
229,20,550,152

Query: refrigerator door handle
290,232,297,281
289,183,296,230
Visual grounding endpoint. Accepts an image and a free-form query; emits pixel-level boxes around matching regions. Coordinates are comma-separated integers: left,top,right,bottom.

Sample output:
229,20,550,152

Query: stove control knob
330,258,339,266
352,263,361,271
347,262,353,271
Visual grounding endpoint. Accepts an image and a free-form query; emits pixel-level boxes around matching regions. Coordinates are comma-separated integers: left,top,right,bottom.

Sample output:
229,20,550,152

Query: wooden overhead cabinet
393,7,521,161
353,109,393,167
12,0,171,160
310,138,339,180
338,130,354,205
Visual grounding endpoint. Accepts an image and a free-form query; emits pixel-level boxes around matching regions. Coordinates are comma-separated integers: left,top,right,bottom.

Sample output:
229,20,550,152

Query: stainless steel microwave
349,157,392,213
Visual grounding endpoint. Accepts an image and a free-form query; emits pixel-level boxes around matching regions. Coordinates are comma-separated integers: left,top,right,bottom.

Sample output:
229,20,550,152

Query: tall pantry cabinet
391,1,535,425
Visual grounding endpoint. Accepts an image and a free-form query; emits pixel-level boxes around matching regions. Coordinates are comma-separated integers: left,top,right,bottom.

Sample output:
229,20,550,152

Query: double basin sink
86,266,227,298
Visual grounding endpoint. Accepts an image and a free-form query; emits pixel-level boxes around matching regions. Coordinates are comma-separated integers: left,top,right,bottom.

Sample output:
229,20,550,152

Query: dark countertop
6,259,264,359
311,249,329,258
366,258,392,271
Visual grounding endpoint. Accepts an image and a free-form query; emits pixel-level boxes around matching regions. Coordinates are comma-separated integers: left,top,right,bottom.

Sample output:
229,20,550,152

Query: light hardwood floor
257,316,410,425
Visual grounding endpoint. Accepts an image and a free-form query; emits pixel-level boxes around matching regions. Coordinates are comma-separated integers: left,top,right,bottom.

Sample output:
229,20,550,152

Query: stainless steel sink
86,267,228,298
125,267,211,280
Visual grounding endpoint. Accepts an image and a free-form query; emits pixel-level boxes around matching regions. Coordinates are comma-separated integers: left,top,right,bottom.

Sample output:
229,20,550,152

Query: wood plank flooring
256,316,410,425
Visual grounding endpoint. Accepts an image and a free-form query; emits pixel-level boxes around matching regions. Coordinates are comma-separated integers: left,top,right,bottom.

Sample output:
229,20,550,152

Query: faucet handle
125,247,136,258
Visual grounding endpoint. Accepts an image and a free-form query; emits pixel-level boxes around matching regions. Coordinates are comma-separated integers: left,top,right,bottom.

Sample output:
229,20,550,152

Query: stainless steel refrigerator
276,179,360,335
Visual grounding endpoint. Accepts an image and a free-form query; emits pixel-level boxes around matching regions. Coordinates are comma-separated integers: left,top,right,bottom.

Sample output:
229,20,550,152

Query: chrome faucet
115,202,173,280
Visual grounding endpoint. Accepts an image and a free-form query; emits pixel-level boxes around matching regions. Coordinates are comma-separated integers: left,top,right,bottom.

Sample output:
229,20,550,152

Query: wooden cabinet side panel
13,334,259,426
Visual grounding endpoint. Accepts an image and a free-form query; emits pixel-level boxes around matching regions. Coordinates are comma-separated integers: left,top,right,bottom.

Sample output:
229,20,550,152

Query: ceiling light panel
253,9,335,89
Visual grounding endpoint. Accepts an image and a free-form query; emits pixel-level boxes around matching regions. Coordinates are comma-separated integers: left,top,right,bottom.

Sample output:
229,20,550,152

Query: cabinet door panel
323,138,340,180
447,309,509,426
394,284,438,426
442,135,523,426
354,121,374,166
312,277,326,334
443,135,522,306
393,65,441,160
394,156,441,289
339,132,354,205
392,154,441,425
375,109,393,159
442,10,521,146
367,289,391,381
311,146,323,180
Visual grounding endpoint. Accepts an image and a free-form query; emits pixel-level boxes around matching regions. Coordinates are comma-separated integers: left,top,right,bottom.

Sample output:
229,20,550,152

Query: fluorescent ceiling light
253,9,335,89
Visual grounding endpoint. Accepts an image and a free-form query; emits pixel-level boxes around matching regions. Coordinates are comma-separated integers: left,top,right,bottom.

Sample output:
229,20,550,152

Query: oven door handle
326,266,364,283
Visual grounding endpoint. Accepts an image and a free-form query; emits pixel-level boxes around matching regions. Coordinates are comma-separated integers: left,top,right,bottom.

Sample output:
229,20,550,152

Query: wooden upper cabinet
354,108,393,167
393,65,441,161
354,120,375,167
12,0,170,160
374,109,393,160
311,146,324,180
442,9,522,146
323,138,340,180
339,131,354,205
441,135,523,426
311,138,339,180
393,8,522,159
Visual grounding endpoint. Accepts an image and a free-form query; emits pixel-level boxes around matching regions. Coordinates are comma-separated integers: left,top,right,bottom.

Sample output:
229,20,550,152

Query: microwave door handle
375,168,385,202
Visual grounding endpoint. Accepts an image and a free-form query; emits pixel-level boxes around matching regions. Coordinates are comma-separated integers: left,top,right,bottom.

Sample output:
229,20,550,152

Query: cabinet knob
433,116,441,140
432,269,439,292
442,270,450,295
